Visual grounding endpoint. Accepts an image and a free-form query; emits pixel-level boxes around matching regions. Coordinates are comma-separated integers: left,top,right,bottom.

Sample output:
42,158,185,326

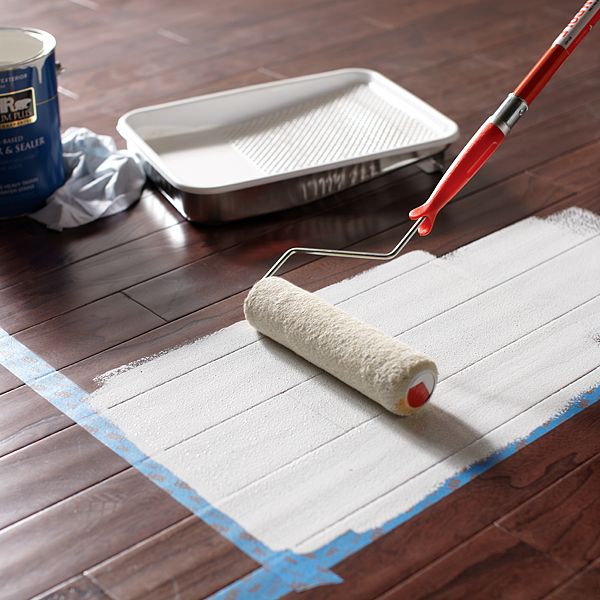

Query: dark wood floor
2,0,600,598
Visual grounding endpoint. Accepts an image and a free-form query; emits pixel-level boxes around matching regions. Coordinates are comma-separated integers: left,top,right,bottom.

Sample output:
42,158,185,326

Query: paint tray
117,69,459,223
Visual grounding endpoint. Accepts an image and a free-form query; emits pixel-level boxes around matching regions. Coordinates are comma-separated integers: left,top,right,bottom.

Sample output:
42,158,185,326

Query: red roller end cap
407,382,431,408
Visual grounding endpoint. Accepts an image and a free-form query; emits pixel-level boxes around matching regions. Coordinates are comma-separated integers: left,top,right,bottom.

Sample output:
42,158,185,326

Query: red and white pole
409,0,600,236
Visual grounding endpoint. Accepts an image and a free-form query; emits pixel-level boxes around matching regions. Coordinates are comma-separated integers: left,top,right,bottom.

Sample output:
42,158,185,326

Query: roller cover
244,276,438,415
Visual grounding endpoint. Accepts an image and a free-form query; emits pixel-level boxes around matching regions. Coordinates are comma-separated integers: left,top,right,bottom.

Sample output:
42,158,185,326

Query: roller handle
409,122,505,235
410,0,600,236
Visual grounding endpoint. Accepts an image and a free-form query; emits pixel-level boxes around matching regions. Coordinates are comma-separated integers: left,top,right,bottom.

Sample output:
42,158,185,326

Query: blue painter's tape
2,325,598,598
210,383,600,600
0,328,339,590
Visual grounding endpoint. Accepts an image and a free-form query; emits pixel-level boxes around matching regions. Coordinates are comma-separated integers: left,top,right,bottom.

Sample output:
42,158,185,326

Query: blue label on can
0,35,65,218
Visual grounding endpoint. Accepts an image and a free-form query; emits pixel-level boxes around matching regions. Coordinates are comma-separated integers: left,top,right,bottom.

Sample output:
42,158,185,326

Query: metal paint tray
117,69,459,223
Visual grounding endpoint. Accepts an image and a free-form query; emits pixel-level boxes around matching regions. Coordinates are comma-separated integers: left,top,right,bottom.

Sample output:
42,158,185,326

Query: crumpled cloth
29,127,146,231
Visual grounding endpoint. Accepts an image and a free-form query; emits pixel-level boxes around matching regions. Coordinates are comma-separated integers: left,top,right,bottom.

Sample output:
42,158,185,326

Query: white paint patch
67,0,99,10
57,86,80,101
88,207,600,553
156,29,191,45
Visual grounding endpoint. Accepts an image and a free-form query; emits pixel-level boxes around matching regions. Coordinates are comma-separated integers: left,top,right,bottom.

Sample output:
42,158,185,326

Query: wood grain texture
0,469,189,600
0,293,163,398
378,525,572,600
548,558,600,600
0,293,164,394
33,575,110,600
530,141,600,194
0,190,182,291
124,169,573,321
498,454,600,572
87,516,258,600
0,425,127,529
0,387,73,458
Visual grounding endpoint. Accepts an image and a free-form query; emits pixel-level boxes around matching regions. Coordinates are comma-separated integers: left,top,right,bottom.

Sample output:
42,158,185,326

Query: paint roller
245,1,600,415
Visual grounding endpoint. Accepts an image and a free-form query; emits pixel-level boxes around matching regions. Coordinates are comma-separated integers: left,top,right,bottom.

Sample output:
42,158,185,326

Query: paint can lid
0,28,56,69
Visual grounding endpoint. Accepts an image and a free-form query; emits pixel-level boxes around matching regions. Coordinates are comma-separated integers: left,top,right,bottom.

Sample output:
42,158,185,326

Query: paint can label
0,88,37,128
0,28,65,217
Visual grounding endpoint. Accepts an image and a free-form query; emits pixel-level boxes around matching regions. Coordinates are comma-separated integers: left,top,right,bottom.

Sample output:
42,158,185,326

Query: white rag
29,127,146,231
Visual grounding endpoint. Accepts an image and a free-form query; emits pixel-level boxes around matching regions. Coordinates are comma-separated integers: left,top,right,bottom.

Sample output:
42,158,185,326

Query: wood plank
377,525,572,600
124,163,576,322
33,575,110,600
0,425,127,529
86,515,257,600
498,453,600,571
0,160,420,336
0,469,189,600
0,172,579,597
0,190,182,291
56,2,381,122
0,293,164,395
529,141,600,194
0,213,275,334
9,293,164,373
263,0,556,80
0,221,215,333
0,368,21,399
60,0,375,84
548,558,600,600
0,387,73,459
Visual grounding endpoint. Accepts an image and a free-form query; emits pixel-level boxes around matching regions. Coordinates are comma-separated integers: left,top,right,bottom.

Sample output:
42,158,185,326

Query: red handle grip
409,122,505,235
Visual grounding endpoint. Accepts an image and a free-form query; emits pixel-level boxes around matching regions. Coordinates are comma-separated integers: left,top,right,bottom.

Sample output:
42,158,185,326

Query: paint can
0,27,64,217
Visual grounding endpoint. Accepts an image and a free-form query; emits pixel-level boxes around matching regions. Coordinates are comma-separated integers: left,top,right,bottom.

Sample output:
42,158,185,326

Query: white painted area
88,207,600,553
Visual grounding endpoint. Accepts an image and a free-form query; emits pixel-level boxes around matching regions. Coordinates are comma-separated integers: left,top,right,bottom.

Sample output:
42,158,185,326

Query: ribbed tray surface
225,83,441,174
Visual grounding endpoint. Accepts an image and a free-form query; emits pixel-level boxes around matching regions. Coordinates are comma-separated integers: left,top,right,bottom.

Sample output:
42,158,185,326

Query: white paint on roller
87,207,600,553
244,276,438,415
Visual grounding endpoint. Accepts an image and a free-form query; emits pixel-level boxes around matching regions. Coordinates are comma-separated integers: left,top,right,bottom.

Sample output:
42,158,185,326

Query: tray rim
117,68,459,195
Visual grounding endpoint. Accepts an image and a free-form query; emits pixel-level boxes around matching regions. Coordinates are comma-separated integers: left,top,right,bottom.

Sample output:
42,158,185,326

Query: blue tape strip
0,328,340,590
210,383,600,599
2,326,598,597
